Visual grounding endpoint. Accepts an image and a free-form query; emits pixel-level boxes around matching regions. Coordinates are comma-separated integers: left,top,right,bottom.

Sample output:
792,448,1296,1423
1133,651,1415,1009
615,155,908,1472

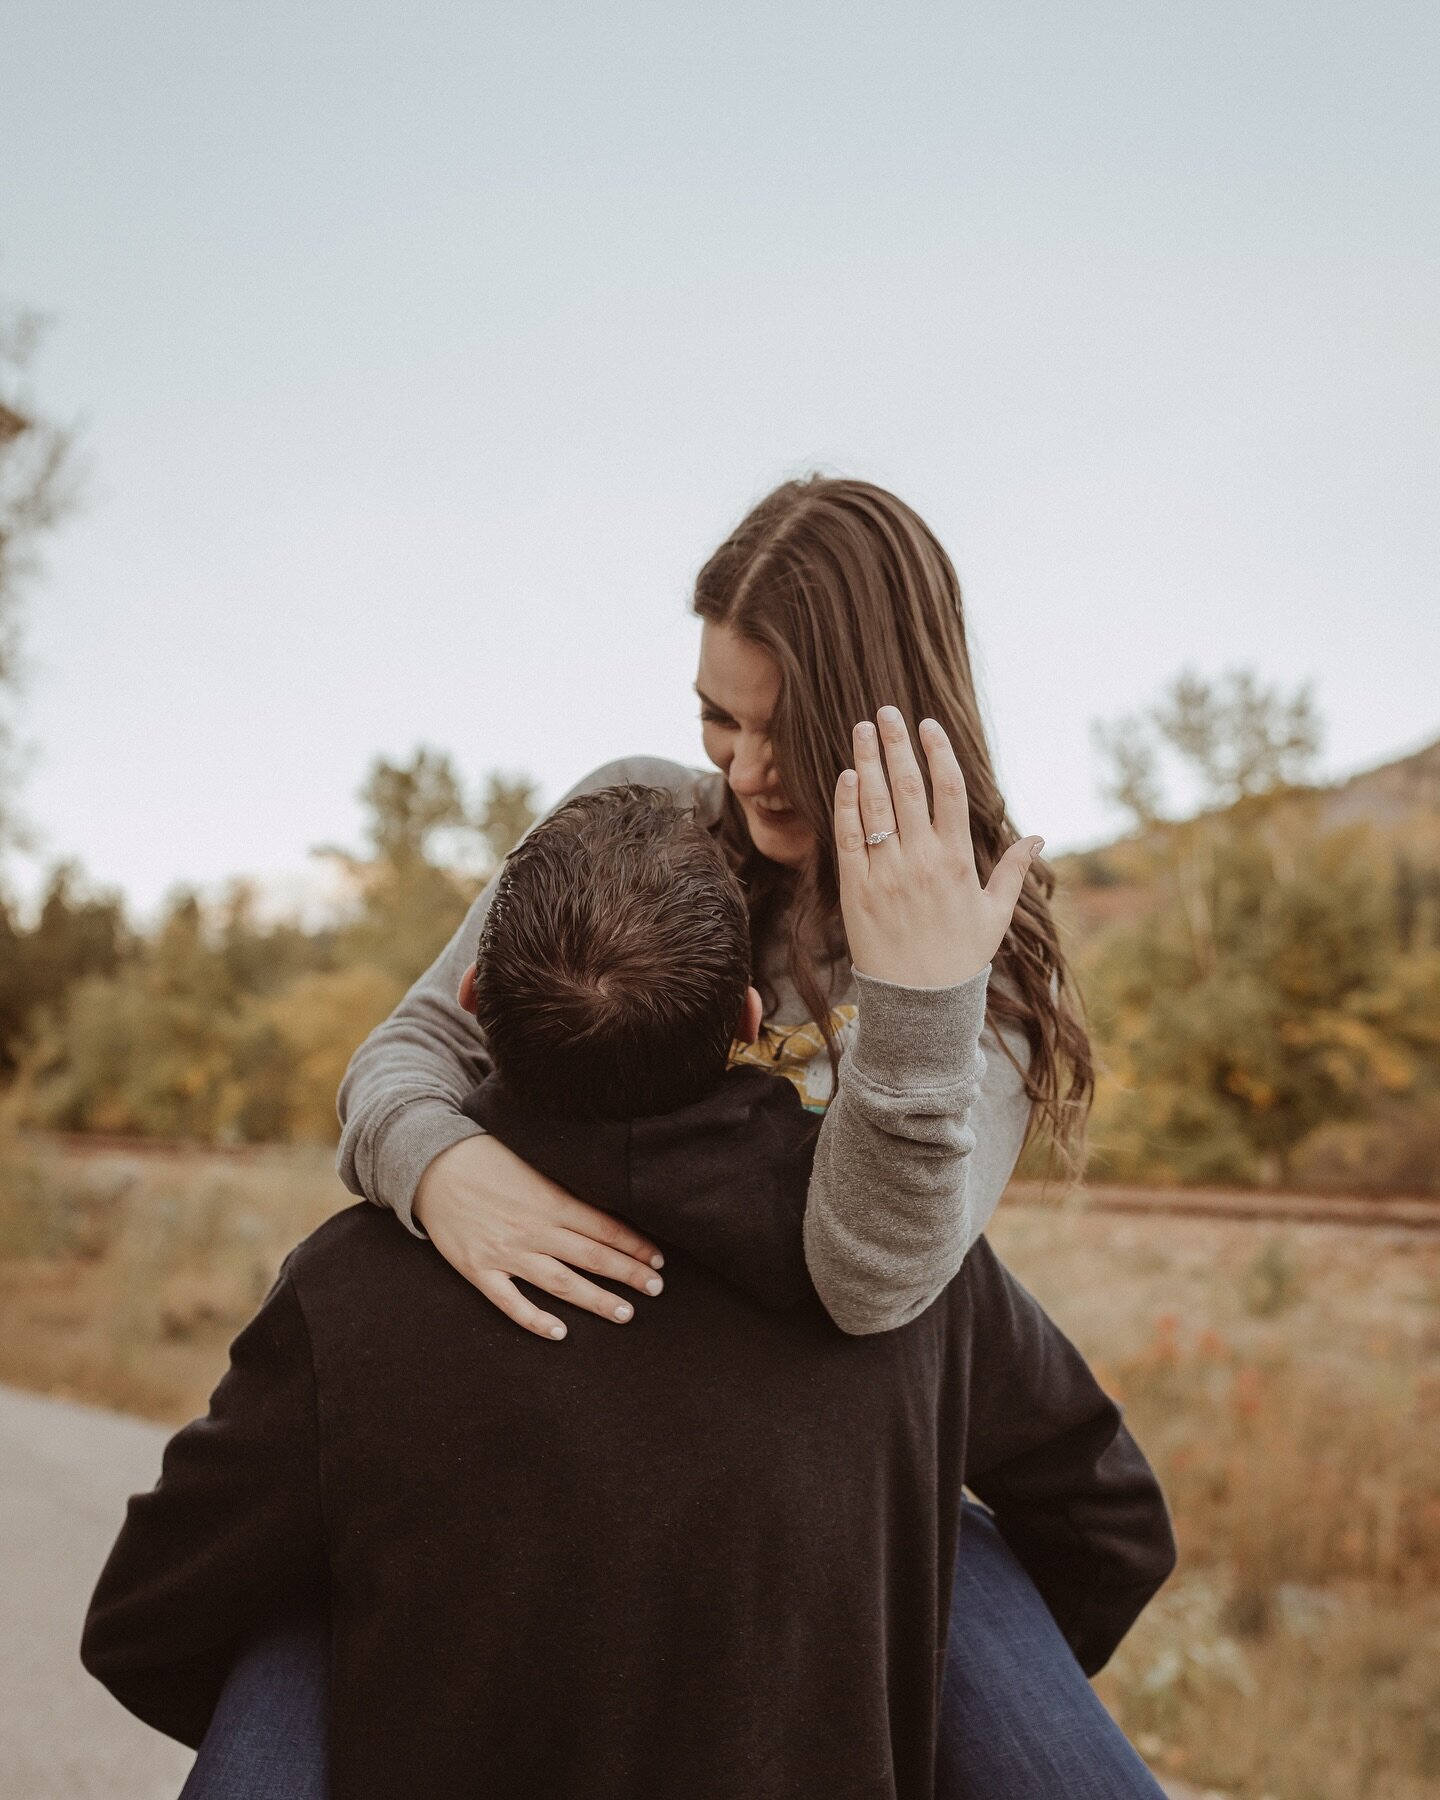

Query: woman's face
696,621,818,869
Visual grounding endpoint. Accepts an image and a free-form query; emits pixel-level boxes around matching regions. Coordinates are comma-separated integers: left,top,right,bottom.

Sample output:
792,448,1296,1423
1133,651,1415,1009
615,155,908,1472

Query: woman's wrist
382,1105,488,1238
850,962,991,1089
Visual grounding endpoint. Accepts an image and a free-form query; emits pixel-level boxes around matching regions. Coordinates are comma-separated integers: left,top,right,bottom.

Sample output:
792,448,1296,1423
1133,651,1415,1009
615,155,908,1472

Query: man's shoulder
942,1233,1068,1357
281,1201,414,1293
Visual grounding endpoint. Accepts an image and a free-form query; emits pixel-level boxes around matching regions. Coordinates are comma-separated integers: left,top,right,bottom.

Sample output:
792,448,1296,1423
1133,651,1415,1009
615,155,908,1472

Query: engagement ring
865,830,895,846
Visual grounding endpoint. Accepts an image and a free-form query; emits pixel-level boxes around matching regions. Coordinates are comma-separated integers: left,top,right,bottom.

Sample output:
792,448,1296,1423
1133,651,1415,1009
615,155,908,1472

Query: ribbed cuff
850,961,991,1089
370,1101,487,1238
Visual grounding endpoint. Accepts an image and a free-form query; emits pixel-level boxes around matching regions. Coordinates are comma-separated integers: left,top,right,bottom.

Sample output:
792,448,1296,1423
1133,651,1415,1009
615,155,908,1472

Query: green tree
320,748,537,988
1093,667,1323,828
0,862,127,1074
1082,673,1440,1189
16,890,282,1139
12,750,540,1143
1084,820,1438,1184
0,303,79,850
476,771,541,864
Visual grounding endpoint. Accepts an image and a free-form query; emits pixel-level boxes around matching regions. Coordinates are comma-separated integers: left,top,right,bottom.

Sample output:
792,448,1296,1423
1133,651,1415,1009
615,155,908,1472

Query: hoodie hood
461,1065,821,1310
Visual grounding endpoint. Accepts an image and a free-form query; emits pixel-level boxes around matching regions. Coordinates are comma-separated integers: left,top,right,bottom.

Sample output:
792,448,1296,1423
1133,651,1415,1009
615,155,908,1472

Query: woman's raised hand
833,706,1044,989
413,1134,666,1341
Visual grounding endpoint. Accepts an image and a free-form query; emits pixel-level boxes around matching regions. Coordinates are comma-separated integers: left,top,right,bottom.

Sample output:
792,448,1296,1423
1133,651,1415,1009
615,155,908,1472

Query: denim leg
178,1613,330,1800
936,1501,1166,1800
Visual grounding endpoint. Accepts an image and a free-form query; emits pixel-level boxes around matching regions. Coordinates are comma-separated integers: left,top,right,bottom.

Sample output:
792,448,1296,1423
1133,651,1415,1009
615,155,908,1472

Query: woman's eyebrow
694,685,772,731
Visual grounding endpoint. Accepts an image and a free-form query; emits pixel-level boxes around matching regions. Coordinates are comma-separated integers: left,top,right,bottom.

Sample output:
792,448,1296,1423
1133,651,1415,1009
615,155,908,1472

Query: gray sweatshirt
336,754,1034,1334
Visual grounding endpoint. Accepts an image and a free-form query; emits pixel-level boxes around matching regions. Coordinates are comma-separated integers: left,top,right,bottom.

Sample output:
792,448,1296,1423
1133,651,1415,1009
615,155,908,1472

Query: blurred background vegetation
1070,672,1440,1195
1,750,538,1144
4,662,1437,1195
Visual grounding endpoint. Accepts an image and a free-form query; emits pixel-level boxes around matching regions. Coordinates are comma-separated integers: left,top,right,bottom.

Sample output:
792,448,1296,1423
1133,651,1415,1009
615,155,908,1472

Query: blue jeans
182,1502,1163,1798
937,1504,1165,1798
179,1614,329,1800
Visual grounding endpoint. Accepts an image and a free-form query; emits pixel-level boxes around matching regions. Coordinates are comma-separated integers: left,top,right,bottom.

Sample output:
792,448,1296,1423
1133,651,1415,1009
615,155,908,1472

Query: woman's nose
728,739,776,797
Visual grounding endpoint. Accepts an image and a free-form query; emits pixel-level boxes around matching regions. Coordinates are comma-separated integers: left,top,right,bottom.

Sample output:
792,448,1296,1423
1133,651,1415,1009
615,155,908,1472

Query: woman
182,476,1165,1799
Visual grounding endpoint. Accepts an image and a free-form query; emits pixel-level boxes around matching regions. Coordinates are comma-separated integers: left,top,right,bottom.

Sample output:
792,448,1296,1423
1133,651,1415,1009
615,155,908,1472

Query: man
83,785,1175,1799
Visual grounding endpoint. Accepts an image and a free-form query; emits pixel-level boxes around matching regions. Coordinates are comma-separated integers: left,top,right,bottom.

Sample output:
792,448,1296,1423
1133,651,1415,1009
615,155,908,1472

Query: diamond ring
865,830,895,847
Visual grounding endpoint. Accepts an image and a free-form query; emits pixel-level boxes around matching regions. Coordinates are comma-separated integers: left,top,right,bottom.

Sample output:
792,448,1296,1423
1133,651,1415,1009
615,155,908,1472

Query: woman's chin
746,809,816,867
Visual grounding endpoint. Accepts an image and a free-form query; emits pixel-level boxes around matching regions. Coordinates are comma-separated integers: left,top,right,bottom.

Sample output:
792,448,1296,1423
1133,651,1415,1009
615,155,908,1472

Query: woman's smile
695,619,819,865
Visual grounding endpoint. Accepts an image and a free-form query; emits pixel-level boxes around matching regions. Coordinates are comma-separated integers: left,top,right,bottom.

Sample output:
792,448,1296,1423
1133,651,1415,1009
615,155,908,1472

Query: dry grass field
2,1135,1436,1800
991,1202,1440,1800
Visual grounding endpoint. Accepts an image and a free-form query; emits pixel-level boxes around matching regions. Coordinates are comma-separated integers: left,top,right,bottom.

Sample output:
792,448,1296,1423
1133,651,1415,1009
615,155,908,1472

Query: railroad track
1006,1178,1440,1233
27,1131,293,1163
21,1134,1440,1233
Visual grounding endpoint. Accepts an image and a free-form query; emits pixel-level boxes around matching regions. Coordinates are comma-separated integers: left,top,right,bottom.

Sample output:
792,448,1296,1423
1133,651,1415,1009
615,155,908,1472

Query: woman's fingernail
614,1301,634,1321
1032,838,1045,857
841,769,858,788
856,721,875,741
649,1252,665,1269
920,717,940,733
549,1323,567,1340
645,1276,664,1295
878,704,900,723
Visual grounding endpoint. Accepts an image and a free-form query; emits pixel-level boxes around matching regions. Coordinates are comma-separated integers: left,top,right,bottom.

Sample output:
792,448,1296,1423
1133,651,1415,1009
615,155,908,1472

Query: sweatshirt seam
346,1088,426,1197
842,1060,985,1104
369,1087,471,1151
365,1093,484,1211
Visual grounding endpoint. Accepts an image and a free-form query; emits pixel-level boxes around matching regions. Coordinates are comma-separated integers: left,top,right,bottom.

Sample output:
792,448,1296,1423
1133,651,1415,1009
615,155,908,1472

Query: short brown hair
473,785,752,1120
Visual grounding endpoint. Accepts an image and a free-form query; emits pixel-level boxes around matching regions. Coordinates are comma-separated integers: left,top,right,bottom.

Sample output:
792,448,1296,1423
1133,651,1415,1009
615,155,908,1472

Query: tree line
3,688,1436,1197
1,751,537,1144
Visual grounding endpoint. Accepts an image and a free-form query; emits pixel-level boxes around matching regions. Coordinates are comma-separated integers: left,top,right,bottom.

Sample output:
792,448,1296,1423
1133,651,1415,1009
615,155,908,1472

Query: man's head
459,784,763,1121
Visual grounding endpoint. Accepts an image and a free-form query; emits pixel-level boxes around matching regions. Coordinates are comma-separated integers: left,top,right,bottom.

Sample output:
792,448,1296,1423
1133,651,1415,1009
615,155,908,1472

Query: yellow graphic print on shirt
726,1005,859,1114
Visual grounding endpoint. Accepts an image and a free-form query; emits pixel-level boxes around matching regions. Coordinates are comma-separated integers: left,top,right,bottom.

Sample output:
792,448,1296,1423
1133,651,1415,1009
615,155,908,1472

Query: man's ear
457,964,479,1015
736,984,764,1045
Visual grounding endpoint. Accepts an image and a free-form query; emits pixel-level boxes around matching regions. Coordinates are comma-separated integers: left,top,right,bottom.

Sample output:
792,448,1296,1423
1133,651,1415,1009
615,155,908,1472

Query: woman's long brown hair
692,474,1093,1167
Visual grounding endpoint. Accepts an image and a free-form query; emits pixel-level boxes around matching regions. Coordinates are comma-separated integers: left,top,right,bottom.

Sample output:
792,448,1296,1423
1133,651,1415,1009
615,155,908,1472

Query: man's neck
462,1068,820,1311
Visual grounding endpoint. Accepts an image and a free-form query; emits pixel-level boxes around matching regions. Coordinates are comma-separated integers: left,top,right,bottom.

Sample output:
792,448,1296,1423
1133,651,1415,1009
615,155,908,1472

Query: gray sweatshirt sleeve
335,755,698,1234
802,963,1034,1335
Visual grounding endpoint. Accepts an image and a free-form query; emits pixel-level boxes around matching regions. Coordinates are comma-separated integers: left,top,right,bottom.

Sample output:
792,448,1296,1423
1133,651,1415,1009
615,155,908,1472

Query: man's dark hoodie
82,1065,1176,1800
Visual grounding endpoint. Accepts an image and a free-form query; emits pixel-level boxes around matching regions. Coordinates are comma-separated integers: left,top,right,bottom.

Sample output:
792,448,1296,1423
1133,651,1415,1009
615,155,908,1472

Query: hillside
1056,731,1440,944
1316,733,1440,837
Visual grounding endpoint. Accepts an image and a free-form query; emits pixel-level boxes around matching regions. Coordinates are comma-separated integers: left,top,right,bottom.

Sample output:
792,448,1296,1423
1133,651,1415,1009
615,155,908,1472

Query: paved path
0,1383,193,1799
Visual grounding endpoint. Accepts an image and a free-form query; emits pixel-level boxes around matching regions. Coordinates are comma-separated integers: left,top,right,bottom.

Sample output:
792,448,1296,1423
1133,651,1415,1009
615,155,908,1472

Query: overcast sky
4,0,1436,916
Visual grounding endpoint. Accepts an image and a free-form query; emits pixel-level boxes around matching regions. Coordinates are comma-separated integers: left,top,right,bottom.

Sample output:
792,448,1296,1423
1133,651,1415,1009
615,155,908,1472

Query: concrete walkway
0,1382,193,1799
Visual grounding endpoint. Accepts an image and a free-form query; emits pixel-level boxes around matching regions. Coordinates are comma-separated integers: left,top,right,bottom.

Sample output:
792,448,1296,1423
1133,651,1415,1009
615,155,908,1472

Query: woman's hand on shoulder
413,1135,666,1340
833,707,1044,989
